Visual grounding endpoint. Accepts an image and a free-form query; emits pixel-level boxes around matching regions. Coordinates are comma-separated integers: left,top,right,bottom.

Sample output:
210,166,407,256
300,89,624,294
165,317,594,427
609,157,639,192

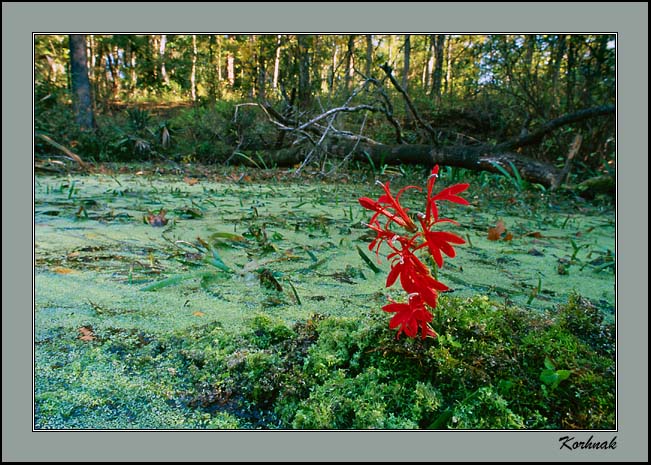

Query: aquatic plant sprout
359,165,469,339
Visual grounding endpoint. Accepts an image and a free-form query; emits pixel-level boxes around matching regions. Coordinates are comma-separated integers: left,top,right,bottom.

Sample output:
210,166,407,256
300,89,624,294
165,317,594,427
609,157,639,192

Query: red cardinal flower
425,165,469,225
359,165,469,339
386,240,448,308
415,215,466,268
358,181,420,233
382,293,438,339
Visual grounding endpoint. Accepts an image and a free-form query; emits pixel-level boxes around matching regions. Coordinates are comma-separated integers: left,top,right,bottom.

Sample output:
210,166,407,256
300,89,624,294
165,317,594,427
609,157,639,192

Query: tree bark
345,35,355,94
68,35,95,130
273,35,281,90
297,35,312,109
190,35,197,101
365,35,373,78
160,34,170,86
548,34,566,111
257,37,267,99
431,35,445,101
402,35,411,91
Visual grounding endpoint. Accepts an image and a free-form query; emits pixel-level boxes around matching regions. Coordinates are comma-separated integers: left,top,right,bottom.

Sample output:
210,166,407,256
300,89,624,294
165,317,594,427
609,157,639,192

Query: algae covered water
34,169,616,429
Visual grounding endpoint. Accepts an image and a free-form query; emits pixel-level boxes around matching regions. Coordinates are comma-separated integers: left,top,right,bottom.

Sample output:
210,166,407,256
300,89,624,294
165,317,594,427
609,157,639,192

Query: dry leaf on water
183,177,199,186
78,326,95,342
53,266,76,274
146,209,169,227
487,220,506,241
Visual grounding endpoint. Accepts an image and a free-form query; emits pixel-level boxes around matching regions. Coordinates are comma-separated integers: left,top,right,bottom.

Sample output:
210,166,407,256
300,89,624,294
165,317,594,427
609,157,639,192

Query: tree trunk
273,35,281,90
227,53,235,87
402,35,411,91
207,35,217,100
110,44,122,98
566,35,578,112
431,34,445,101
87,35,95,85
548,34,566,111
68,35,95,130
425,35,434,91
254,99,613,189
190,35,197,101
402,35,411,124
217,35,223,83
297,35,312,109
445,36,452,96
345,35,355,94
125,38,137,96
329,40,338,96
160,34,170,86
365,34,373,77
258,38,267,99
311,35,322,95
245,142,561,188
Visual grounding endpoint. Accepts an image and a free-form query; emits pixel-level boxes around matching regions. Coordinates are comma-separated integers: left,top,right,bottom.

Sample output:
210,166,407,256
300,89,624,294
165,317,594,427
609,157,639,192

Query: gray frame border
3,2,647,461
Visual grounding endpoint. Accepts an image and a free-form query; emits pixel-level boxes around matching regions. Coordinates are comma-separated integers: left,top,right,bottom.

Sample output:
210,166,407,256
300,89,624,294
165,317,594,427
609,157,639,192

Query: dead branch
553,133,582,189
35,132,87,169
495,105,615,151
296,104,379,131
379,63,437,140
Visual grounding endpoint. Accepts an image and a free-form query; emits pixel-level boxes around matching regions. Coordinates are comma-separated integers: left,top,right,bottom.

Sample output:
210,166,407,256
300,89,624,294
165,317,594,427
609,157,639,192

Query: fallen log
244,141,561,188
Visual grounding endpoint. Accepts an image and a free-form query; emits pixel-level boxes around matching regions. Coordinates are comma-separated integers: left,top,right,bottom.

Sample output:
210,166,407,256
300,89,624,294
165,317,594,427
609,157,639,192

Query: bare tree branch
380,62,437,140
495,104,615,151
296,104,379,131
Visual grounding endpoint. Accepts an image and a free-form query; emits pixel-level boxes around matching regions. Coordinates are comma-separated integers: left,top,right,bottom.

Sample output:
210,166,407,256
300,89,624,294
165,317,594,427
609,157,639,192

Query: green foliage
540,357,572,389
34,34,615,178
449,387,525,429
34,291,614,429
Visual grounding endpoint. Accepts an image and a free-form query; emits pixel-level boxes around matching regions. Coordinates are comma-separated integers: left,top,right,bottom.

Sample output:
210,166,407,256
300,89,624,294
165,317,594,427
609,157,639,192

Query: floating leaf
356,245,382,273
209,231,248,248
146,209,169,227
52,267,76,274
192,311,205,317
526,231,544,238
141,270,223,291
175,207,203,219
287,280,302,306
183,177,200,186
528,248,544,256
78,326,95,342
487,220,506,241
259,268,283,292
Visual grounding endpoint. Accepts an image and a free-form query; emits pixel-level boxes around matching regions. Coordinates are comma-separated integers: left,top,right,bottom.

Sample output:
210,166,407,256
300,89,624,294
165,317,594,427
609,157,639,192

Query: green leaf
356,245,382,273
140,270,220,291
555,370,572,382
540,370,558,386
544,357,555,370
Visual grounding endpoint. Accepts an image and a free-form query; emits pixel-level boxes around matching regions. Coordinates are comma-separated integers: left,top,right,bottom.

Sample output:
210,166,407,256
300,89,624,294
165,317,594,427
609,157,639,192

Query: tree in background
68,34,95,130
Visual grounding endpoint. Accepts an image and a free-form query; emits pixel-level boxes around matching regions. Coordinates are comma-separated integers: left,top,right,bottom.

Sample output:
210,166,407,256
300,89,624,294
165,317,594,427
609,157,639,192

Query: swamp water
34,170,615,428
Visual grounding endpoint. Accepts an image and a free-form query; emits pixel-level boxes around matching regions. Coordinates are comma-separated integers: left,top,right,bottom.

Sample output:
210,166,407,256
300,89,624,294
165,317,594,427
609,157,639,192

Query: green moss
450,387,525,429
34,292,615,429
288,368,424,429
